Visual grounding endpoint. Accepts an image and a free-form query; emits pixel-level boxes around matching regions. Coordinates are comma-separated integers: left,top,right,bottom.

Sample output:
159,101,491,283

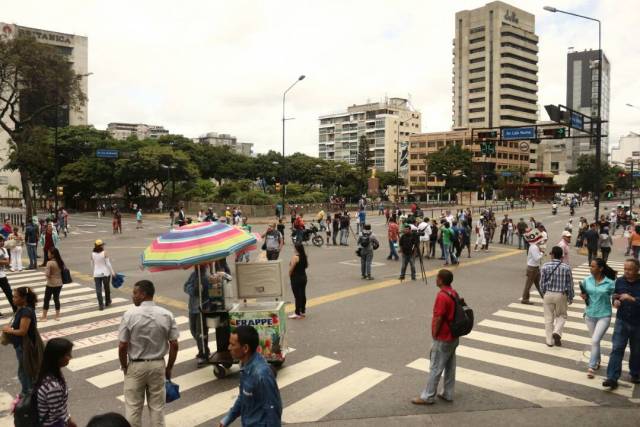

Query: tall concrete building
566,49,611,169
318,97,421,173
452,1,539,129
107,122,169,140
610,132,640,165
194,132,253,156
0,23,88,197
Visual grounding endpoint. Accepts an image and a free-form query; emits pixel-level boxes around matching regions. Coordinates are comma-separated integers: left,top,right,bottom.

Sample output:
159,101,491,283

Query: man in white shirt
609,210,617,235
557,231,571,264
522,229,544,305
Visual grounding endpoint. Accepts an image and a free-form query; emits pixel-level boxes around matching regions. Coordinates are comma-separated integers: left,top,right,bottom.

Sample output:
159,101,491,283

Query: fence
0,212,25,227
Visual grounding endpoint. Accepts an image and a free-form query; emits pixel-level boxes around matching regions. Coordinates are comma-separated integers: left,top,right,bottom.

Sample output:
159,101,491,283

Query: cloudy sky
5,0,640,155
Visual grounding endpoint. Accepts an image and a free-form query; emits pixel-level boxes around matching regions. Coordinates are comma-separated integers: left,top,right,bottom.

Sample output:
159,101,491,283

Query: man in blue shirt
357,208,366,235
603,258,640,389
220,326,282,426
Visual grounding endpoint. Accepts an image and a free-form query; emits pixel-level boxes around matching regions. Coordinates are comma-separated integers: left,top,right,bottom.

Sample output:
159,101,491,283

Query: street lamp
282,75,306,216
160,164,177,206
544,5,602,223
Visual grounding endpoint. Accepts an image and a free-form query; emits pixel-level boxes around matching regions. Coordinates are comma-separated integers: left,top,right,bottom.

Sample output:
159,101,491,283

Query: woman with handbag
91,240,115,310
42,248,66,322
579,258,616,379
2,286,39,397
35,338,78,427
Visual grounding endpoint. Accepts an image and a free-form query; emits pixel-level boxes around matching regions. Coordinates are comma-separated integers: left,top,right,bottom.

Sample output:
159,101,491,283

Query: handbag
4,238,16,250
61,267,73,284
0,331,10,346
578,246,588,256
165,380,180,403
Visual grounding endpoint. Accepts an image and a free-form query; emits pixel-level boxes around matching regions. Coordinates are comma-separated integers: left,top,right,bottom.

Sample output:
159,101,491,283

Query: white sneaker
288,314,300,319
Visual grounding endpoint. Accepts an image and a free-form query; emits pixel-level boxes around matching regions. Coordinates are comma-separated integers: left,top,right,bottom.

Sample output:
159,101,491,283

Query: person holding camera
357,224,379,280
398,226,417,281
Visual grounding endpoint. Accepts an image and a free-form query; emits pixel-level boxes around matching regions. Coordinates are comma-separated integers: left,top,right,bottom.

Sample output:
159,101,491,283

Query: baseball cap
95,239,104,246
562,231,572,237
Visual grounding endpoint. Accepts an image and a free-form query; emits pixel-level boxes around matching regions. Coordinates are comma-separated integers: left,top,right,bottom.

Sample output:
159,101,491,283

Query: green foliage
564,155,613,194
426,144,474,193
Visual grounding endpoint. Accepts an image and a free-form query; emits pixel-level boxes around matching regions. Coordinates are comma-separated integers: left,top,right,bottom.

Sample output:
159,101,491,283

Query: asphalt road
1,203,639,426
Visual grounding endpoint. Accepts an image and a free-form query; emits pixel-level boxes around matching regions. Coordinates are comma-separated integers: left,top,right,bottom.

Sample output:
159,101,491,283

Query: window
551,161,559,171
470,87,485,93
501,93,536,104
470,57,485,64
502,62,537,75
470,47,485,54
501,42,537,55
501,52,537,65
501,84,537,95
470,26,485,34
502,104,537,114
501,31,538,46
469,97,485,103
469,107,485,113
470,77,485,83
501,73,537,85
470,37,485,44
470,117,484,123
470,67,485,74
501,115,536,123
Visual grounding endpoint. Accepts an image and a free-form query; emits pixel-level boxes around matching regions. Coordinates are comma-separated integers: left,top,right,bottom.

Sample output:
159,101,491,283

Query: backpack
14,387,42,427
443,291,474,337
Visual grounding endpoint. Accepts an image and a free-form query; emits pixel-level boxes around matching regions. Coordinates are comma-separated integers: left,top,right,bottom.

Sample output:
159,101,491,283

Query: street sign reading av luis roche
96,149,119,159
501,127,536,141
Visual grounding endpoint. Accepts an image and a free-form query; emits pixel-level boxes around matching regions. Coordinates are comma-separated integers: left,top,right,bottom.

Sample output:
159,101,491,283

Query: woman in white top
91,239,115,311
9,227,24,272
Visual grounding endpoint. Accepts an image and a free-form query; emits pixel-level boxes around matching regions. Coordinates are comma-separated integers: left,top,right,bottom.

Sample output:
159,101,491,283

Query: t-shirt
433,287,457,342
441,227,455,245
11,306,36,348
265,230,283,251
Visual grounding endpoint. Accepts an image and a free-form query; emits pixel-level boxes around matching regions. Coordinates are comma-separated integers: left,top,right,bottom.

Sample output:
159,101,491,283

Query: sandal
587,368,595,379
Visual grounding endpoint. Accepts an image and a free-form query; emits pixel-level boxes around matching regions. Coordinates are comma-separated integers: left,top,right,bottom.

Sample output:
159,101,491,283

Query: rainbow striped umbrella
141,221,257,271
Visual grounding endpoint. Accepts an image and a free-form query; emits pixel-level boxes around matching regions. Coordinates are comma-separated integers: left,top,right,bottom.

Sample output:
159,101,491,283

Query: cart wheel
270,360,284,368
213,364,227,379
222,362,233,369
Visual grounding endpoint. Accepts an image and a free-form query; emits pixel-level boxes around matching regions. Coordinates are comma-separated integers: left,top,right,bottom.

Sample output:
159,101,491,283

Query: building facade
0,23,88,197
318,97,421,173
610,132,640,165
107,122,169,140
566,49,611,169
453,1,539,129
194,132,253,156
407,128,529,199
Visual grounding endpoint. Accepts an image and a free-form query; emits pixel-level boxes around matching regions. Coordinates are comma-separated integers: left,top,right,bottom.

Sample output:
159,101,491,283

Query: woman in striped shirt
36,338,77,427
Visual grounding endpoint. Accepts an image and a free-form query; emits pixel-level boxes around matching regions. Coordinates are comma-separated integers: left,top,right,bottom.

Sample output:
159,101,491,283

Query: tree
564,155,611,194
0,35,85,218
426,144,474,195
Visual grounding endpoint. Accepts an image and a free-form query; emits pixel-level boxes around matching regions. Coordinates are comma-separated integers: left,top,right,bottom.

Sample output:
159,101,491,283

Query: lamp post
282,75,305,217
160,164,176,206
544,5,602,223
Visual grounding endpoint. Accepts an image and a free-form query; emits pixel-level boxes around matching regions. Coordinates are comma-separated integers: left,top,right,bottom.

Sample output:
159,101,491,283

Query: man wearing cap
522,229,544,305
558,231,572,264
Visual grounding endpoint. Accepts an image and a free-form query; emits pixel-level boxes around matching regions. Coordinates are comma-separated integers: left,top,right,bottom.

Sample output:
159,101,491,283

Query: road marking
282,367,391,423
165,355,341,426
339,260,386,267
0,286,92,310
40,298,126,317
407,358,595,408
72,316,189,351
492,310,595,333
72,324,195,373
456,346,634,398
38,304,132,330
526,296,585,306
507,303,594,319
7,272,46,281
466,330,608,365
41,316,124,341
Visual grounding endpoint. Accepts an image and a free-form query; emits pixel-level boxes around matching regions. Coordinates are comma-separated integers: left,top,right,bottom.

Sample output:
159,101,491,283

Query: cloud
4,0,640,155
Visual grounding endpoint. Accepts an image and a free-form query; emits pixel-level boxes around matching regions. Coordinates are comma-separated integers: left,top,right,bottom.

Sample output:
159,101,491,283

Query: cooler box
229,301,286,363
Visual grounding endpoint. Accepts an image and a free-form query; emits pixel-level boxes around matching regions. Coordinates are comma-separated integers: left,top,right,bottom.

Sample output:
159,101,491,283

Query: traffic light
542,128,567,138
56,186,64,197
480,142,496,155
477,131,498,139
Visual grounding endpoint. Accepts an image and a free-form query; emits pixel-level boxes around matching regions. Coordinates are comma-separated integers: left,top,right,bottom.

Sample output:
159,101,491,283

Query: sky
4,0,640,156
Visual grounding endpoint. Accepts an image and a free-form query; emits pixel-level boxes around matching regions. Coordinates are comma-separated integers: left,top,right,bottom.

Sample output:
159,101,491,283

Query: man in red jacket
412,269,458,405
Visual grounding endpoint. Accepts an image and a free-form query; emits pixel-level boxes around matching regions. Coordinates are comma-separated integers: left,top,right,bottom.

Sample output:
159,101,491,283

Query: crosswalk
0,260,638,426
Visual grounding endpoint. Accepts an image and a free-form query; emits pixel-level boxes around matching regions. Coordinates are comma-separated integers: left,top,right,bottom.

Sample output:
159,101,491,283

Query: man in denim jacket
220,326,282,426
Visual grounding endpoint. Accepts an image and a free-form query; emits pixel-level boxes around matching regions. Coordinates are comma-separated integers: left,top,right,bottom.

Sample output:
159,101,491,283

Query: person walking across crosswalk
540,246,574,347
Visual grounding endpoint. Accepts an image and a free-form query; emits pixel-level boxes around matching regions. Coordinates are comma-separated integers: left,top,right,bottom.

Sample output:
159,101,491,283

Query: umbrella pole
197,265,207,359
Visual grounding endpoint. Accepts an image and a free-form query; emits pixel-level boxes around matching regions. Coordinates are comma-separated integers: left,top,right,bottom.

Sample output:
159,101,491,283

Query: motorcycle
552,204,558,215
291,222,324,247
570,206,575,216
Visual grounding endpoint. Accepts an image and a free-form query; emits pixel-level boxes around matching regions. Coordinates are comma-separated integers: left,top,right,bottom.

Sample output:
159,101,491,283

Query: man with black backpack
412,269,472,405
357,224,379,280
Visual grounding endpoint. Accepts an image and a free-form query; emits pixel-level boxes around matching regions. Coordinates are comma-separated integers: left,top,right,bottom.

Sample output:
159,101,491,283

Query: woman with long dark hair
288,243,308,319
36,337,77,427
2,286,38,396
91,240,115,311
42,248,65,321
579,258,616,379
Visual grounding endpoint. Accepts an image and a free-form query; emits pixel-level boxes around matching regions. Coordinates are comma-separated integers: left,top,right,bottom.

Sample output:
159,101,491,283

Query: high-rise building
452,1,539,129
0,23,88,197
318,97,421,173
194,132,254,156
610,132,640,165
566,49,611,169
107,122,169,140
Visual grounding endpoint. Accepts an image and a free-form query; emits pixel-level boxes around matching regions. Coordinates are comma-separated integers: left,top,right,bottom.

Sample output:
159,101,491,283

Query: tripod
399,234,428,286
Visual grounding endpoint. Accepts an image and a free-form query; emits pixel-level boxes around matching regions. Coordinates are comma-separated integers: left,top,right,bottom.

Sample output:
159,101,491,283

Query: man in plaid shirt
540,246,574,347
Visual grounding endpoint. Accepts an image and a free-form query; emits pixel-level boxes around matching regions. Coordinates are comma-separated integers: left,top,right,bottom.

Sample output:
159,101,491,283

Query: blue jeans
340,228,349,245
585,315,611,369
26,244,37,269
15,345,32,396
420,339,459,401
443,243,457,264
388,240,399,260
606,317,640,381
518,234,525,249
400,254,416,279
94,276,112,308
360,251,373,277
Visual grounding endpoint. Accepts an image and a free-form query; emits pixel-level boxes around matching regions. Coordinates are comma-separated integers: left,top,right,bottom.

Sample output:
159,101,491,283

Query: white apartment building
318,97,421,173
610,132,640,165
453,1,539,129
107,122,169,140
0,23,88,197
194,132,253,156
